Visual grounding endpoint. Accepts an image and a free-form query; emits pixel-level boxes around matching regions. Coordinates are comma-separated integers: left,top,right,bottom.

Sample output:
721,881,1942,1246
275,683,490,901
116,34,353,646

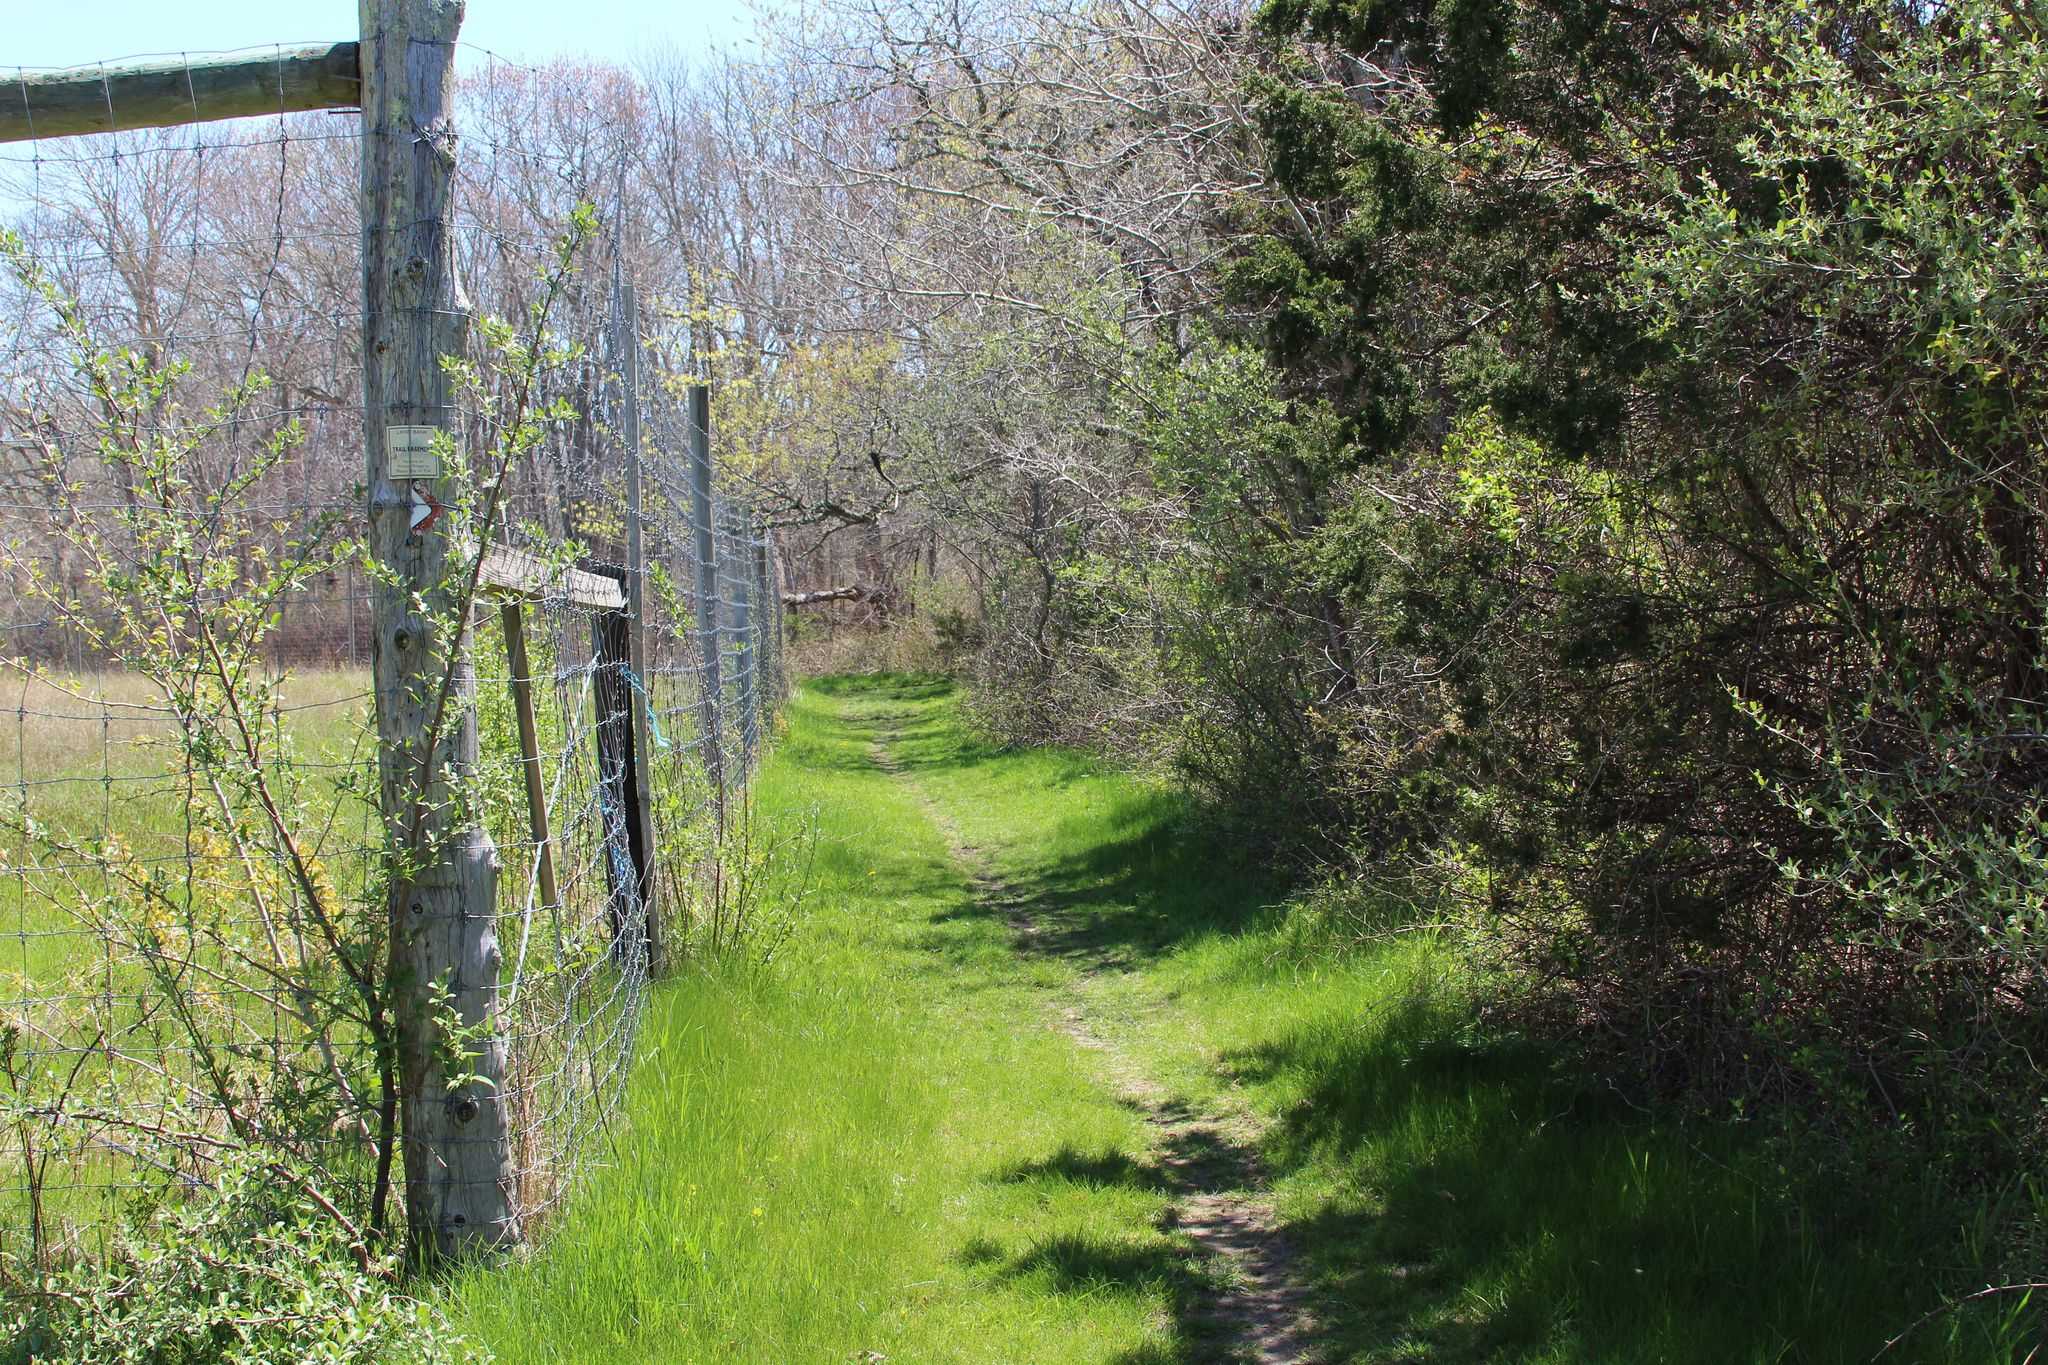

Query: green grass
448,674,2033,1364
0,667,380,1245
0,652,728,1255
0,665,377,998
445,675,1187,1363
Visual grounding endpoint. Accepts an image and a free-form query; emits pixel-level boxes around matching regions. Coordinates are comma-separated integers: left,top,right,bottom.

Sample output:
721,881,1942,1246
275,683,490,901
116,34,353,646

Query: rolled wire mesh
0,50,779,1263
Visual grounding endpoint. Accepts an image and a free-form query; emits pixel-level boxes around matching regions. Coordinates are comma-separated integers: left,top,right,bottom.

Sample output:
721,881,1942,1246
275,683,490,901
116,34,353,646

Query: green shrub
1,1148,486,1365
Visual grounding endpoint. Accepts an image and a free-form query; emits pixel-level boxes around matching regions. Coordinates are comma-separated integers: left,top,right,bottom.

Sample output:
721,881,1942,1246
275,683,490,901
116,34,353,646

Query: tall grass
449,676,2032,1364
0,667,377,1251
445,678,1188,1363
890,681,2038,1363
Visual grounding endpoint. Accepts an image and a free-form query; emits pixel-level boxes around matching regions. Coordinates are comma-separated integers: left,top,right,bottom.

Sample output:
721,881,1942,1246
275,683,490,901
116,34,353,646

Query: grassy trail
873,706,1316,1363
449,677,2029,1365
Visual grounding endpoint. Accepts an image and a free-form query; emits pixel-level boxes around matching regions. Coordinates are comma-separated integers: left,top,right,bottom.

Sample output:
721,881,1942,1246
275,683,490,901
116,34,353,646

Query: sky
8,0,761,70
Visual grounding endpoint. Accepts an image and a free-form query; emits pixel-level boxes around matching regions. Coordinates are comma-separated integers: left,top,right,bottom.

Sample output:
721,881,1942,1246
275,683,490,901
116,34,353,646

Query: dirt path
872,730,1319,1365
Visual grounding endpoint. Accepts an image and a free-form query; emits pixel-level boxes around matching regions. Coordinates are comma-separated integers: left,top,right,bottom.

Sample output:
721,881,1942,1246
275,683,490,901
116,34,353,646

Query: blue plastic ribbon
621,666,671,753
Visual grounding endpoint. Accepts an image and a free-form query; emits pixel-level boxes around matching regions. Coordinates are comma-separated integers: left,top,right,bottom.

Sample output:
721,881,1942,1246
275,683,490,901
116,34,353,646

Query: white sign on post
386,425,443,480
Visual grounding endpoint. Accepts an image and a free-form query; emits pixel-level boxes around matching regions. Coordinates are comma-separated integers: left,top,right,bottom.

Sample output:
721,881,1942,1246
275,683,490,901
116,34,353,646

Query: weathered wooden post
617,285,665,970
582,288,661,971
360,0,518,1261
589,598,643,948
733,520,757,770
754,532,779,714
687,384,726,828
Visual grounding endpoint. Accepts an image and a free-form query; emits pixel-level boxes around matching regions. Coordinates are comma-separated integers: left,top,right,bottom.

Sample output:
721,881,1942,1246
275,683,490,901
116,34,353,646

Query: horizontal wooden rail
479,544,627,612
1,43,360,144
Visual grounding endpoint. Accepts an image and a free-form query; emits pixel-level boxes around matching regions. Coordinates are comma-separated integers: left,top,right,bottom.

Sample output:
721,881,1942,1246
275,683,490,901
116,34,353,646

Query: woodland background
7,0,2047,1293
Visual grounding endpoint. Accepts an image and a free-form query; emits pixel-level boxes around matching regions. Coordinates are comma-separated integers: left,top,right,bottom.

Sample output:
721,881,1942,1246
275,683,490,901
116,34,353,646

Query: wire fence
0,48,782,1266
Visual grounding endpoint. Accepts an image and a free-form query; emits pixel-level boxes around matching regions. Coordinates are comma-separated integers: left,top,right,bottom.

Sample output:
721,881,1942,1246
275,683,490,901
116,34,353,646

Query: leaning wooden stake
483,546,626,928
500,602,558,916
590,597,644,953
360,0,518,1261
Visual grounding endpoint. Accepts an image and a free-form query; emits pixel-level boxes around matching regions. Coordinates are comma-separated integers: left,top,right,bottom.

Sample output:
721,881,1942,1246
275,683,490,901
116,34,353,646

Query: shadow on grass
1005,1231,1196,1296
811,676,2034,1365
995,1145,1176,1194
834,673,1286,971
998,822,1277,964
919,822,1284,988
964,1226,1241,1365
985,1116,1301,1361
807,671,955,702
1225,1004,2033,1365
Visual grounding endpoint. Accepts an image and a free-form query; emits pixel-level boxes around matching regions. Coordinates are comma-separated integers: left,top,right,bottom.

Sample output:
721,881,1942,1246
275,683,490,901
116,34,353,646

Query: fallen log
782,585,866,608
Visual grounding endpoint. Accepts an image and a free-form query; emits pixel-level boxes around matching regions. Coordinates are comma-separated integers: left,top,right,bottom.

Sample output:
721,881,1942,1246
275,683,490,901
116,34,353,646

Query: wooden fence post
687,384,726,829
734,520,756,770
617,284,664,970
589,598,648,959
581,290,660,972
754,533,778,713
360,0,518,1261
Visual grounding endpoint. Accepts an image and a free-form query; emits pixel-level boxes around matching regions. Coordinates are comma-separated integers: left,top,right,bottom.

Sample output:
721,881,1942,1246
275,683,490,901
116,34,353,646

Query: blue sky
9,0,760,69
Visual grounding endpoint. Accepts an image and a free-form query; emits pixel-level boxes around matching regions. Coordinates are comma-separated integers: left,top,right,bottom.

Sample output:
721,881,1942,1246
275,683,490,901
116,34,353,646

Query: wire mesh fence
0,46,782,1267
